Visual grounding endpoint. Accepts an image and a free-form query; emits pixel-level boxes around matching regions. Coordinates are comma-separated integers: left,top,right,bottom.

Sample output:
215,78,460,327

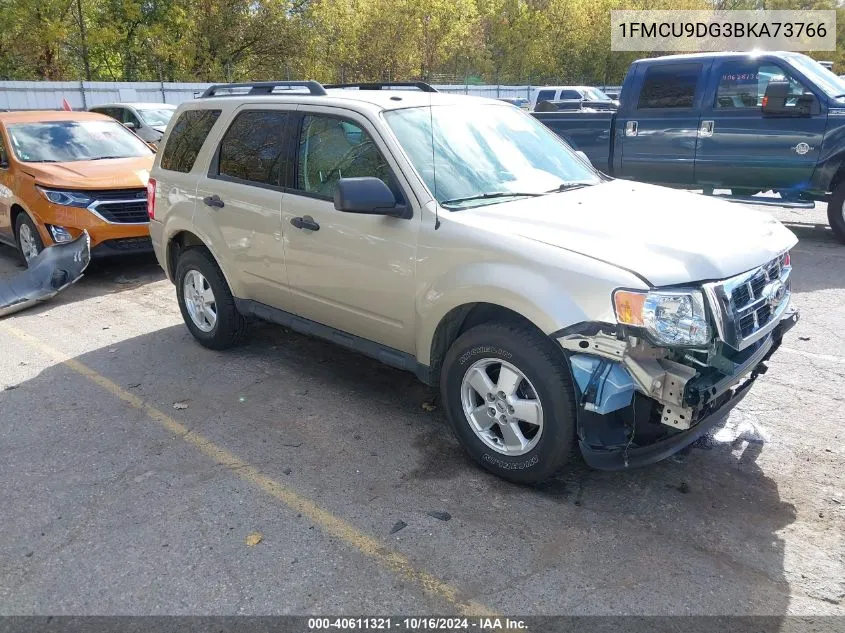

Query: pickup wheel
440,323,576,484
175,248,247,350
828,184,845,245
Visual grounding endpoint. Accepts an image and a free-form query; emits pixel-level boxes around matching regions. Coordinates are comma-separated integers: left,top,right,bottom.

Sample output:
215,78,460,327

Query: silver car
88,102,176,146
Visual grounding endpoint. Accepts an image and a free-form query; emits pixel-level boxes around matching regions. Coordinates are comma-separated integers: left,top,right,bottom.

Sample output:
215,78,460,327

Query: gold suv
149,81,799,483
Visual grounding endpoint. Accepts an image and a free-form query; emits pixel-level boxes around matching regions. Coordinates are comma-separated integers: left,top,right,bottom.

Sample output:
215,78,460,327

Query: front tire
15,213,44,265
828,183,845,245
175,248,246,350
440,323,577,484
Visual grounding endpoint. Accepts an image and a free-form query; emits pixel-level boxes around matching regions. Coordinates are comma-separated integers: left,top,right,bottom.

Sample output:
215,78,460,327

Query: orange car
0,110,155,264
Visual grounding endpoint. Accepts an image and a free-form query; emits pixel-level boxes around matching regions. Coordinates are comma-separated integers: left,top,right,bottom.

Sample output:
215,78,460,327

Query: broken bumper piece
0,232,91,318
558,306,799,470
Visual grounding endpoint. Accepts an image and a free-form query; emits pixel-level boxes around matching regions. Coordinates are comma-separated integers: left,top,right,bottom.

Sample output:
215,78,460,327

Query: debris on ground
390,521,407,534
427,511,451,521
172,401,189,410
283,468,292,475
421,402,437,412
798,336,811,341
0,232,91,318
677,482,691,494
245,532,263,547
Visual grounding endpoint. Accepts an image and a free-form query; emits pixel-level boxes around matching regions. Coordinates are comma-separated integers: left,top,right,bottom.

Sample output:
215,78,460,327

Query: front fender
416,262,599,366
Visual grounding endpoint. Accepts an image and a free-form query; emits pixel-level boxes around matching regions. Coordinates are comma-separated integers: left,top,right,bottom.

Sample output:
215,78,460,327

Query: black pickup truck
534,51,845,243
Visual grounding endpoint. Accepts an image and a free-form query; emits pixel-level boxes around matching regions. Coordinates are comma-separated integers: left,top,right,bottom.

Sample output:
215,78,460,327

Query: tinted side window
561,90,581,100
217,110,287,186
0,136,8,167
637,64,702,109
160,109,221,173
715,63,810,109
536,90,556,102
296,115,390,198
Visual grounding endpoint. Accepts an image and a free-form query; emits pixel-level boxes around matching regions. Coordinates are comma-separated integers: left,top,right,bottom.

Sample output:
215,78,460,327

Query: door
282,109,419,353
0,132,12,241
695,59,827,194
195,107,294,311
618,62,706,185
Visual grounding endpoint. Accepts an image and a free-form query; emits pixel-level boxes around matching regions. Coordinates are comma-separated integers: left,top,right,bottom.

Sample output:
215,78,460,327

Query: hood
20,156,154,190
454,180,798,287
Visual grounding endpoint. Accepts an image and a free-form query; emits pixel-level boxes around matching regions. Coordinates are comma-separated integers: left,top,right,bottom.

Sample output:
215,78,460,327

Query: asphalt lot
0,202,842,616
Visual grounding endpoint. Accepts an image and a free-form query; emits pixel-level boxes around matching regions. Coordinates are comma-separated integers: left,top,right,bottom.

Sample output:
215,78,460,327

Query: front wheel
440,323,577,484
175,248,246,349
828,183,845,245
15,213,44,265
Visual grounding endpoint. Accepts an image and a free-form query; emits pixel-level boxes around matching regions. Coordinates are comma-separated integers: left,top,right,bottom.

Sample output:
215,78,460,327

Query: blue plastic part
569,354,636,415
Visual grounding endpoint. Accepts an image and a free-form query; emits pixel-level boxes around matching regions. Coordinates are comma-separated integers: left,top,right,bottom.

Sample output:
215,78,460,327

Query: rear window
160,109,220,173
217,110,288,187
637,64,702,109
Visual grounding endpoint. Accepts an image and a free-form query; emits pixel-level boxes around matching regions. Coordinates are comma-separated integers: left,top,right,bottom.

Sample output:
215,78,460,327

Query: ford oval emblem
793,142,810,155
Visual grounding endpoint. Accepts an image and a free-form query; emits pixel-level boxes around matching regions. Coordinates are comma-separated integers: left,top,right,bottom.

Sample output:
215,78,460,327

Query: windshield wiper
545,182,593,193
88,155,128,161
440,191,544,208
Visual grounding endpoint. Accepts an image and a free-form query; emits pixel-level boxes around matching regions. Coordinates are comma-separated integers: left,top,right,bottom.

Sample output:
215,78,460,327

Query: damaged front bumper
557,305,799,470
0,232,91,318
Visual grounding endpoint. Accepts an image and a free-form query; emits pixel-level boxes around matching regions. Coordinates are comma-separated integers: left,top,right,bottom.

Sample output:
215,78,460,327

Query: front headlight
614,289,712,346
36,187,93,208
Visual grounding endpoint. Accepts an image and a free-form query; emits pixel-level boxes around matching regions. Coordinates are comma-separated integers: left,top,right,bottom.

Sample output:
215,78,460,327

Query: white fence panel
0,81,623,110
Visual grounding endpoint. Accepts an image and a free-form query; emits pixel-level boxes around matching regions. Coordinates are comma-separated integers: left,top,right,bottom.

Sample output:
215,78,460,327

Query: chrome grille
703,253,791,351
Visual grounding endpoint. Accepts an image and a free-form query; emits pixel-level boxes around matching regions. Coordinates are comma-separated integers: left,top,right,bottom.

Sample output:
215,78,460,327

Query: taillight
147,178,157,220
783,251,791,267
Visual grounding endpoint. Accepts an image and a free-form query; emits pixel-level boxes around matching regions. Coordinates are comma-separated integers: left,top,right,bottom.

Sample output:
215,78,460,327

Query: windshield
786,53,845,98
7,120,153,163
384,103,601,208
137,108,175,127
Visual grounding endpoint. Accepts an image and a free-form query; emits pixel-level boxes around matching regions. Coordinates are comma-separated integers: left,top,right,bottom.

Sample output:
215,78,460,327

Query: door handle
290,215,320,231
698,120,714,138
625,120,638,137
203,195,224,209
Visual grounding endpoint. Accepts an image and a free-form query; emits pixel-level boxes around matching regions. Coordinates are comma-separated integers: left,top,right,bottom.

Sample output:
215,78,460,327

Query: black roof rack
199,81,327,98
324,82,438,93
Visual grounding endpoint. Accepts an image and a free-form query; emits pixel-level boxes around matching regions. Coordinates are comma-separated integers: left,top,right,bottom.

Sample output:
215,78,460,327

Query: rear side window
560,90,582,100
160,109,221,173
637,64,702,109
217,110,288,186
536,90,556,102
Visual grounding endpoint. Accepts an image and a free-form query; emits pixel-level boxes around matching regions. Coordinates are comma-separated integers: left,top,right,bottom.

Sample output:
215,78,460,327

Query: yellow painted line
1,323,496,617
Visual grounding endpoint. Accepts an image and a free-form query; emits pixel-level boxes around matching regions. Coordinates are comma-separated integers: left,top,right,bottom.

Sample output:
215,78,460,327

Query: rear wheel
175,248,246,349
828,183,845,245
440,322,577,484
15,213,44,265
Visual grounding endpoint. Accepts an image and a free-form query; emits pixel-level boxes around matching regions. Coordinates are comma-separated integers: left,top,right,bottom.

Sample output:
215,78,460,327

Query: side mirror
334,177,408,218
763,80,818,116
123,121,136,129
